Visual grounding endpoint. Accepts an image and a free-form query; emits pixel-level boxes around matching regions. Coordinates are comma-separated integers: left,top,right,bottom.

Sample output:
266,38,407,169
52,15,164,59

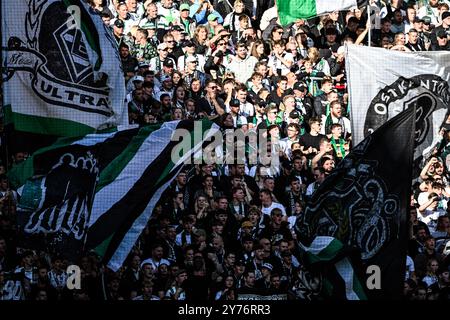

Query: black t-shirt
299,132,326,150
259,222,293,245
196,97,226,115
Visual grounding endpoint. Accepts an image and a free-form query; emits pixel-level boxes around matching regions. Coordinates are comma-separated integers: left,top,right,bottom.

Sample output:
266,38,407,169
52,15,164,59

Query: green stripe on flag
6,111,95,137
96,124,163,192
277,0,317,26
352,271,368,300
94,234,114,258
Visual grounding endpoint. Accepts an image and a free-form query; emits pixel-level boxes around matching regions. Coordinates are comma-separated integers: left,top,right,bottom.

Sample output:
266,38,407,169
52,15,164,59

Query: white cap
132,75,144,82
186,55,198,63
157,43,168,51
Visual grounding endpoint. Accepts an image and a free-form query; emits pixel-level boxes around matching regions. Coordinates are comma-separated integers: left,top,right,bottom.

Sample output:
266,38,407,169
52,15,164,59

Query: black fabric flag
295,106,416,300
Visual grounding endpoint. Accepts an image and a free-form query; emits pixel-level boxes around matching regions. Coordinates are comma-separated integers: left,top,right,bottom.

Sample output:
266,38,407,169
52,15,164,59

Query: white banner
345,44,449,163
2,0,127,135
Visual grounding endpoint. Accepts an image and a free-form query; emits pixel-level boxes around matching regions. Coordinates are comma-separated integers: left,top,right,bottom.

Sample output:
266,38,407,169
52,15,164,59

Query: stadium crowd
0,0,449,300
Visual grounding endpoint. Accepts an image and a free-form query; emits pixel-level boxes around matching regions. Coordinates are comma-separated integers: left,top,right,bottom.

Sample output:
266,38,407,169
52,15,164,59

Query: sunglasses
209,86,218,89
218,42,226,45
166,40,175,43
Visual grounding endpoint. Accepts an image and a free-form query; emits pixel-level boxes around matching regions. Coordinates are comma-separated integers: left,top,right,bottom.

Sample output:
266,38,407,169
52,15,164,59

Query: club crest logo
295,153,400,261
364,75,449,160
2,0,115,116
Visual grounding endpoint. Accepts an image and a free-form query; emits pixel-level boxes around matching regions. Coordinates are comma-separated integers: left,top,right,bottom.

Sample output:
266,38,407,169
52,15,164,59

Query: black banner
295,107,416,299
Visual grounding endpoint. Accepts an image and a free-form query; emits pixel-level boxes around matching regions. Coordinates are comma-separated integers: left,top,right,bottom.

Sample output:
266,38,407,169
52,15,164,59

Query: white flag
345,44,449,166
2,0,127,136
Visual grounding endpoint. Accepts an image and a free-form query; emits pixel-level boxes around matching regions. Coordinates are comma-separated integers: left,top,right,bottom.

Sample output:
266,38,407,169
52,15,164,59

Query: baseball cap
171,25,183,32
229,98,240,107
241,221,254,228
163,59,174,68
114,19,124,28
186,55,198,63
157,43,168,51
293,81,306,92
261,263,273,271
413,17,424,24
180,3,190,11
442,11,450,21
208,14,218,22
132,75,144,82
182,40,195,47
289,110,300,119
422,16,431,25
138,61,149,69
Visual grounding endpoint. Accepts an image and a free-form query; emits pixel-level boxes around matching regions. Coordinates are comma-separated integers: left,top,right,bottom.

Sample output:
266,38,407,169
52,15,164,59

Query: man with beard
119,43,138,80
322,101,351,137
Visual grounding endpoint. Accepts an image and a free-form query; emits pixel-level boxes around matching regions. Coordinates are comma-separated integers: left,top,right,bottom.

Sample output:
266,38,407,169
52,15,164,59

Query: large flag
346,44,449,174
277,0,367,26
2,0,127,137
295,107,416,300
9,120,220,268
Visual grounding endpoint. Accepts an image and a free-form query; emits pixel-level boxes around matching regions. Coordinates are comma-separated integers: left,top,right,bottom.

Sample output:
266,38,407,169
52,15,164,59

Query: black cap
442,11,450,21
163,59,174,68
171,25,183,32
182,40,195,47
229,98,240,107
293,81,307,92
289,110,300,119
114,19,124,28
413,17,424,24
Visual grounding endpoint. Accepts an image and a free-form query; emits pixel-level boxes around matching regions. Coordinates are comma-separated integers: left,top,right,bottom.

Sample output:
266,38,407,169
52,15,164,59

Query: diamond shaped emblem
54,23,93,83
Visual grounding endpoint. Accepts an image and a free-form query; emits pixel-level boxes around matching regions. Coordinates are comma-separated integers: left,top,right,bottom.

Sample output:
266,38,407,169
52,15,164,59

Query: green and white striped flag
299,236,367,300
277,0,366,26
87,119,219,271
9,119,220,270
2,0,127,136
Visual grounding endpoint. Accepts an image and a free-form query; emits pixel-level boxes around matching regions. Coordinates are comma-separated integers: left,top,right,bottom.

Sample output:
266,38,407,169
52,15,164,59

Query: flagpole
367,3,371,47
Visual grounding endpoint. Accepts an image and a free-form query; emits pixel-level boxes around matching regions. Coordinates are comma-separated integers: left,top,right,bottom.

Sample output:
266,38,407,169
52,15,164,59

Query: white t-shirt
261,202,287,216
418,208,447,233
268,52,295,77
